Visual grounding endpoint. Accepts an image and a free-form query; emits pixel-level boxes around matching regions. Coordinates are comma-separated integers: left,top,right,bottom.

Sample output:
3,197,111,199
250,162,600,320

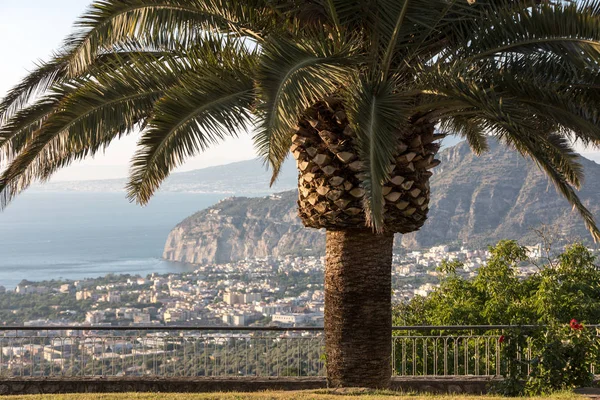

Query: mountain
404,139,600,248
163,139,600,264
35,158,299,195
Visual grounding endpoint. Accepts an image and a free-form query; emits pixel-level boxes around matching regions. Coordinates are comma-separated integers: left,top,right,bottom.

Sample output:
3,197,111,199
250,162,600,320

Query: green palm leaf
456,2,600,65
64,0,271,75
439,116,488,155
0,59,68,125
127,67,256,205
503,131,600,242
254,34,358,182
347,78,412,232
0,65,168,208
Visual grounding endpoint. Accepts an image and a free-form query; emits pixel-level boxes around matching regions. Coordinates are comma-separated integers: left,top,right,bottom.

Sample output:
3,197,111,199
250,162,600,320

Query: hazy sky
0,0,256,181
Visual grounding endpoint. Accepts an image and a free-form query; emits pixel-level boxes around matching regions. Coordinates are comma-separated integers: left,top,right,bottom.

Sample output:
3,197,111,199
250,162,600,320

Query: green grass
0,390,585,400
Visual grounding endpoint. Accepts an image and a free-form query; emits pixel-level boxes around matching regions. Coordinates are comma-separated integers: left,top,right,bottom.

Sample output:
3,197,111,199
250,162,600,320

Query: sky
0,0,256,181
1,1,600,182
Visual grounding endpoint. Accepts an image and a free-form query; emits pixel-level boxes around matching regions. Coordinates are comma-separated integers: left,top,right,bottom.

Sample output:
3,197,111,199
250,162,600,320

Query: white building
76,290,92,301
243,292,261,303
222,313,247,326
224,291,261,305
85,311,105,324
429,245,449,253
255,304,289,316
272,313,309,325
59,284,72,294
15,285,48,295
98,292,121,303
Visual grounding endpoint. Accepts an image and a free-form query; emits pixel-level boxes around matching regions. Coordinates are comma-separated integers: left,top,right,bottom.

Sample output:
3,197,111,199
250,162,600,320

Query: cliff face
403,139,600,248
163,191,324,264
164,139,600,264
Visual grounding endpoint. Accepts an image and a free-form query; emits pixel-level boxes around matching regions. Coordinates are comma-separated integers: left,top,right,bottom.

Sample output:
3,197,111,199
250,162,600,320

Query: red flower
499,335,505,343
570,319,578,327
570,319,584,330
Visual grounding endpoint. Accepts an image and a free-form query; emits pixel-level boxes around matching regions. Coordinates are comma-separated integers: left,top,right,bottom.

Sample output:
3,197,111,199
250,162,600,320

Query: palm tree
2,0,600,388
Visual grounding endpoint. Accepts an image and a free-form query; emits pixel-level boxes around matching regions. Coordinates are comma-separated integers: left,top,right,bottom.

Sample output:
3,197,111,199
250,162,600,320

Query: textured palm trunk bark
324,229,394,388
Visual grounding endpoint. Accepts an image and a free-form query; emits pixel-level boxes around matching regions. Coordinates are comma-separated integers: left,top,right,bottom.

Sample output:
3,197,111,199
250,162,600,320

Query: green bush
394,240,600,396
496,321,598,396
525,321,596,395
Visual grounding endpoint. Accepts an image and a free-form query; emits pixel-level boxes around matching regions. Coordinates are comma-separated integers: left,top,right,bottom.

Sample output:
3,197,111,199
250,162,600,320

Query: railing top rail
0,326,324,332
394,325,558,331
0,324,595,332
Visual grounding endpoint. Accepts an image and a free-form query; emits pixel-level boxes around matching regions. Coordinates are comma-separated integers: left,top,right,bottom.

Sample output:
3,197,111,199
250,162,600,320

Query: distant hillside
163,139,600,264
36,158,299,195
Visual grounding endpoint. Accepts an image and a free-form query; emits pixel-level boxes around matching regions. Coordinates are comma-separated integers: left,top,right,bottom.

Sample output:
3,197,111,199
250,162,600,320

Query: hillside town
0,243,556,328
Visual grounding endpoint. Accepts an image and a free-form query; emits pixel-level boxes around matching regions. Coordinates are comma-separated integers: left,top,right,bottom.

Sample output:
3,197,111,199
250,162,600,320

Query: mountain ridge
35,158,299,195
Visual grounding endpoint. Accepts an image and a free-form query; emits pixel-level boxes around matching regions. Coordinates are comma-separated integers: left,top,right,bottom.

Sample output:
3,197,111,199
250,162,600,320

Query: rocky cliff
163,191,324,264
163,139,600,264
403,139,600,248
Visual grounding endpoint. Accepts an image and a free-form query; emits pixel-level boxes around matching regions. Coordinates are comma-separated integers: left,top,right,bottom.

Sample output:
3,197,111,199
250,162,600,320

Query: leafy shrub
496,321,598,396
394,240,600,396
525,320,596,395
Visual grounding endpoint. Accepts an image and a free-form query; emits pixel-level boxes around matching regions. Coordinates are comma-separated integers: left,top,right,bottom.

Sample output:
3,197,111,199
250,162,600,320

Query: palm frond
0,98,62,163
0,48,173,162
0,0,268,125
324,0,341,30
417,55,600,188
381,0,411,76
0,59,68,124
453,1,600,66
127,67,256,205
254,34,358,182
439,116,488,155
0,40,193,129
0,64,169,209
65,0,272,76
429,70,593,227
347,77,412,232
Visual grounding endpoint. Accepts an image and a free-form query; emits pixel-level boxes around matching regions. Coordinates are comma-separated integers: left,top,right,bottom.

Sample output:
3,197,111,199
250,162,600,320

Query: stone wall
391,377,496,394
0,376,495,395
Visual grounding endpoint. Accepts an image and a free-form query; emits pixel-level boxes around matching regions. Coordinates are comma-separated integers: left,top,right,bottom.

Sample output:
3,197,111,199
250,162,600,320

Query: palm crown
2,0,600,239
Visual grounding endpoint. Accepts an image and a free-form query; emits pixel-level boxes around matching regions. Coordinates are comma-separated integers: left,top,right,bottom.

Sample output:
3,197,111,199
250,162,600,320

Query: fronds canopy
3,0,600,240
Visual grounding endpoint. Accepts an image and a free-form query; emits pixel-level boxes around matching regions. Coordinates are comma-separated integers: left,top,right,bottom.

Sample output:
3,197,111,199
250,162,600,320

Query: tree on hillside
3,0,600,388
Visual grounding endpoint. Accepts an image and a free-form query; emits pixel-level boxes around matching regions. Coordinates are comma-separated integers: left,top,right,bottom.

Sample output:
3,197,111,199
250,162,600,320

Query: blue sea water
0,191,227,288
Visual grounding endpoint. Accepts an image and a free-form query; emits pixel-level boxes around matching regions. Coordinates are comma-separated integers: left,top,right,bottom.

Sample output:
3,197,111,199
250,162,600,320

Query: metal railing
0,326,325,378
0,325,594,379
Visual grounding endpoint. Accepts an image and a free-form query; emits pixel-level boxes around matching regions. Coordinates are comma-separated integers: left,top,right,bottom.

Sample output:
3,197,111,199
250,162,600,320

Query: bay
0,191,227,288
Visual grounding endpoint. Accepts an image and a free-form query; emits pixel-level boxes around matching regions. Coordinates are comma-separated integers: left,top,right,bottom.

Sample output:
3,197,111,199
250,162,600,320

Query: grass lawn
0,391,585,400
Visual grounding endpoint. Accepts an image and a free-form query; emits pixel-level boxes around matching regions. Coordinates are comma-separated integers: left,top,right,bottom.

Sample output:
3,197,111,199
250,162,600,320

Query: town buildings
4,242,564,327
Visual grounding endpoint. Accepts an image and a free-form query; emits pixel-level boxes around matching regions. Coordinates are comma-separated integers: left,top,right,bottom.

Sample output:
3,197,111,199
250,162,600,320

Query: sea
0,191,229,289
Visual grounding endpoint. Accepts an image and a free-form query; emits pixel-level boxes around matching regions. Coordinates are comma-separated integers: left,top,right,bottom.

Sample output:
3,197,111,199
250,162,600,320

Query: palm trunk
324,228,394,388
